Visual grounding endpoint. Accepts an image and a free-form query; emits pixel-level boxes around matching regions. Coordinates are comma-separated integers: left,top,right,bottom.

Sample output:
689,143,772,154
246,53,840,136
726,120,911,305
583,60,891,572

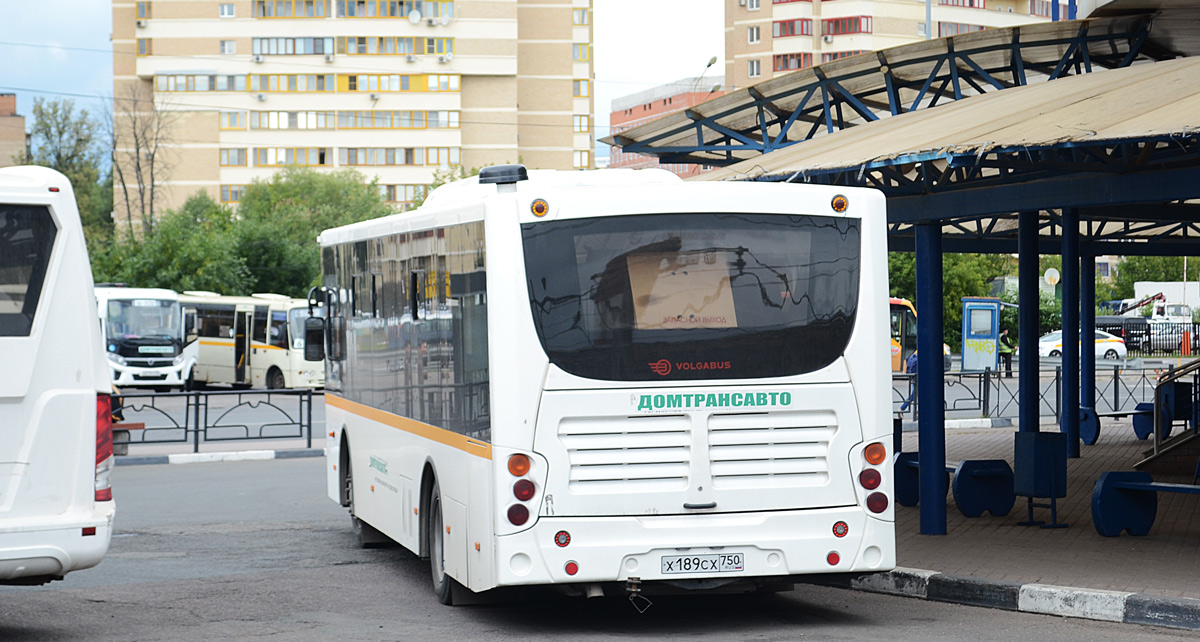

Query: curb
115,448,324,466
899,418,1013,432
818,567,1200,631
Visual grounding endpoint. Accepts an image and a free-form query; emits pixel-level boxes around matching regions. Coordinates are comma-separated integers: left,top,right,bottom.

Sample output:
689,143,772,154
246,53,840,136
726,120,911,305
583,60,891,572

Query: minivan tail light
96,393,114,502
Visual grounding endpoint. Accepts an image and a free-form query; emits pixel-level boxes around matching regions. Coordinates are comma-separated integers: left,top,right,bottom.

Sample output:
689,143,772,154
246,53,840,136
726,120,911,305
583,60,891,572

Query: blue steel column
1081,253,1096,413
916,222,947,535
1061,209,1080,457
1019,211,1040,434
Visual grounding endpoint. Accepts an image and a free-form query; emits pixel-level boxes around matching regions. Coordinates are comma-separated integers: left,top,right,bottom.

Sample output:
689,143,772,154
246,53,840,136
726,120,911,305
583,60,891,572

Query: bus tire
428,477,456,605
345,442,390,549
266,367,286,390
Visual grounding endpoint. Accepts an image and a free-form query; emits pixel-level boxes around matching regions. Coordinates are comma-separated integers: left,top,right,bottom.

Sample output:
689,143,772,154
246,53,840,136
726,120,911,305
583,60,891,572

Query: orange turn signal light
864,442,887,466
508,453,531,477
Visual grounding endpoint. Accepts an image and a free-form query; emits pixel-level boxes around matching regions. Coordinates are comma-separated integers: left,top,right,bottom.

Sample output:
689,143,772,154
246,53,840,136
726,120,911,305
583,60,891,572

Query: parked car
1094,315,1149,351
1037,330,1127,360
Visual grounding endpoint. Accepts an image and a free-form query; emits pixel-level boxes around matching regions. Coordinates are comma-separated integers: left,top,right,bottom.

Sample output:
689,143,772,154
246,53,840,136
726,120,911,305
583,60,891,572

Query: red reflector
49,187,60,192
513,479,535,501
867,492,889,514
507,504,529,525
827,551,840,566
554,531,571,547
564,561,579,576
859,468,881,490
95,489,112,502
832,521,849,538
82,527,97,537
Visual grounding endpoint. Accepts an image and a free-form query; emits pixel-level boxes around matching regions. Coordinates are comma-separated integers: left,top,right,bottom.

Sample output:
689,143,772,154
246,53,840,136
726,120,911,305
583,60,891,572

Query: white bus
95,285,194,391
180,292,324,389
311,165,894,603
0,166,114,584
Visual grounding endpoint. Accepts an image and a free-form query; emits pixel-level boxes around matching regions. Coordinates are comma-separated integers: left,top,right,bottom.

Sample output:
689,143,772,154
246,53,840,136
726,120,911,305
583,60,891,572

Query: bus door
235,305,253,384
890,303,917,372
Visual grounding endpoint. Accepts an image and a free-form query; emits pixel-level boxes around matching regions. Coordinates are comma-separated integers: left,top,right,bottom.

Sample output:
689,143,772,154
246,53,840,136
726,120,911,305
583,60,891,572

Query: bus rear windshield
521,212,860,381
0,204,57,337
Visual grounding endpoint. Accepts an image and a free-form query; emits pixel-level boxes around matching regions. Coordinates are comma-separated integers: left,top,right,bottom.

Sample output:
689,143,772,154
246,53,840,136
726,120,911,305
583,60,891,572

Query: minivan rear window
0,204,57,337
521,212,860,381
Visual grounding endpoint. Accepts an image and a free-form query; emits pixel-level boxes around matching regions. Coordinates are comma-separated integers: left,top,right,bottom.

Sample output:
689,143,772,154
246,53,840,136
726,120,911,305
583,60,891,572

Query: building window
823,16,872,36
254,147,331,166
426,147,460,166
220,185,245,203
748,0,760,9
219,148,247,166
940,0,985,6
773,52,813,71
220,3,235,17
1098,262,1110,278
573,115,589,133
748,26,760,44
219,111,246,129
573,44,589,61
379,184,424,205
938,21,985,37
220,40,237,55
573,8,588,24
339,147,422,166
748,59,761,78
334,1,451,17
157,74,248,92
1029,0,1066,17
573,79,589,97
250,111,336,129
255,1,334,17
821,50,866,63
917,21,927,37
137,38,152,56
255,37,335,55
574,150,590,169
773,19,812,37
137,2,152,19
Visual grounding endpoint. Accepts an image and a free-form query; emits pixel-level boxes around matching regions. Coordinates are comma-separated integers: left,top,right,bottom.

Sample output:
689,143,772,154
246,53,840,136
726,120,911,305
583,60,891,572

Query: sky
0,0,725,160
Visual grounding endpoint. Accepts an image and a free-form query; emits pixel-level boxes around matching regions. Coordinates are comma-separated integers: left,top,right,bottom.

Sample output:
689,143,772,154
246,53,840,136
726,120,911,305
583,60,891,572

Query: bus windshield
105,299,182,341
522,212,860,381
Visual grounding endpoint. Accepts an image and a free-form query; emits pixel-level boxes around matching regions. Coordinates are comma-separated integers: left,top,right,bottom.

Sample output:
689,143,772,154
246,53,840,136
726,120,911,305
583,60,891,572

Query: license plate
660,553,744,574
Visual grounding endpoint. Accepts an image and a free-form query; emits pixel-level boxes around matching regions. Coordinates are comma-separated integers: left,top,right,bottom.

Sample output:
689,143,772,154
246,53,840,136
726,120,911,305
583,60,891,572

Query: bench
894,452,1016,518
1092,471,1200,536
1086,380,1191,444
112,422,145,456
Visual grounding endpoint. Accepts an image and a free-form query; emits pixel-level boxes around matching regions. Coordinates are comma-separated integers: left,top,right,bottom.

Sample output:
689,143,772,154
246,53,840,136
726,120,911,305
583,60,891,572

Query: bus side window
185,309,197,342
270,311,288,348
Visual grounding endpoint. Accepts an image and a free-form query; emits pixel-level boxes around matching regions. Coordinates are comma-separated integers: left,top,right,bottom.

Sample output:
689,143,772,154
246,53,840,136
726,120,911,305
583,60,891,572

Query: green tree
1111,255,1199,300
235,167,392,295
92,192,250,293
886,252,1012,348
17,97,113,245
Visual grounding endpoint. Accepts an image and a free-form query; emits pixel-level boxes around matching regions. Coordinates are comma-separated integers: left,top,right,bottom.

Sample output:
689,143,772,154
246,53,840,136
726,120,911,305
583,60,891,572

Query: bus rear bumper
493,507,894,588
0,503,115,584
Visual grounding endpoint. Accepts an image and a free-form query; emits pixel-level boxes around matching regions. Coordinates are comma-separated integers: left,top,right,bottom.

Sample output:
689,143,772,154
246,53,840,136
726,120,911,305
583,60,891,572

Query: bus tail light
513,479,535,501
858,468,881,490
95,393,114,502
866,492,889,514
507,504,529,525
864,442,887,465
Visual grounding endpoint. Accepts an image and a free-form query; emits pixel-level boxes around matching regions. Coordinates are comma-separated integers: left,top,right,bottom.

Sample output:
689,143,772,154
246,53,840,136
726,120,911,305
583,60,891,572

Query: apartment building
608,76,724,178
112,0,593,227
724,0,1100,91
0,94,27,168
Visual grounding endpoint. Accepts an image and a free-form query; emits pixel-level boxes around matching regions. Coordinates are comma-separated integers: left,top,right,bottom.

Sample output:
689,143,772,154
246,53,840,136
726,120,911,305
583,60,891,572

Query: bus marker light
565,561,579,576
832,521,849,538
867,492,889,513
831,195,848,212
859,468,881,490
507,504,529,525
554,531,571,547
827,551,840,566
513,479,535,501
531,199,549,217
475,542,480,551
864,442,887,465
508,454,531,476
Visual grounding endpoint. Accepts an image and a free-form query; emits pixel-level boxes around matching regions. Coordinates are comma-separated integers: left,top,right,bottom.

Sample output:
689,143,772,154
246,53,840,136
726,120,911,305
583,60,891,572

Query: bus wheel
428,478,455,604
346,447,390,549
266,367,285,390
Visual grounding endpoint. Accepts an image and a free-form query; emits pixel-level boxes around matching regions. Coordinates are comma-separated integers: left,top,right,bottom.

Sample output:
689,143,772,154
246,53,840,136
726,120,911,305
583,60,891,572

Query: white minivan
0,166,115,585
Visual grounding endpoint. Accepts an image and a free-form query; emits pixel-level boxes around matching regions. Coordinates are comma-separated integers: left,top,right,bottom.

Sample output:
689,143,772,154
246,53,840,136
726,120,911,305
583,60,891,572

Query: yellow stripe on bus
197,339,285,350
325,394,492,460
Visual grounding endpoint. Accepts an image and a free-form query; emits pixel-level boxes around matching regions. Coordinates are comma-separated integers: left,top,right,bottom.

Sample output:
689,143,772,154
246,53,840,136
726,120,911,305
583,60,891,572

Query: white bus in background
0,166,114,585
180,292,324,390
95,285,194,391
310,165,894,604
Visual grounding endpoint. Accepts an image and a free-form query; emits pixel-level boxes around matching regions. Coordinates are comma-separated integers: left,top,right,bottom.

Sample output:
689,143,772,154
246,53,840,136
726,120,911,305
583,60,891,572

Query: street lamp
692,56,719,93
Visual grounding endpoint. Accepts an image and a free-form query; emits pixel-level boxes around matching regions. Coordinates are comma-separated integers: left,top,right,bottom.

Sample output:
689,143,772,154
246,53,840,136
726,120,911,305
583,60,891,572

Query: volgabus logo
648,359,672,376
648,359,732,376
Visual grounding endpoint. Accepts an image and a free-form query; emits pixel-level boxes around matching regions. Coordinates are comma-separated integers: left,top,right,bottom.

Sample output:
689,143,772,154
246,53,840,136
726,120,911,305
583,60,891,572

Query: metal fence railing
112,389,319,454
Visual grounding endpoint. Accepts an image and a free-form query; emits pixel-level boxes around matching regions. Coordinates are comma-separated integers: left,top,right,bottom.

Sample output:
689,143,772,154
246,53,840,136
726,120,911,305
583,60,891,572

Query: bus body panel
320,170,892,595
0,166,114,583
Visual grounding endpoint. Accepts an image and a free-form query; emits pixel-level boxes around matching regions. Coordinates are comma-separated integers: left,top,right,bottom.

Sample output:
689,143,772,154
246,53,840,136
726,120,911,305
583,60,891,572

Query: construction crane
1118,292,1165,315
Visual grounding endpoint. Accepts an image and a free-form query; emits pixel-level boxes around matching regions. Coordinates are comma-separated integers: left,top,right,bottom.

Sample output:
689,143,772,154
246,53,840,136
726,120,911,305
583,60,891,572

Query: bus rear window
0,204,57,337
521,212,860,381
